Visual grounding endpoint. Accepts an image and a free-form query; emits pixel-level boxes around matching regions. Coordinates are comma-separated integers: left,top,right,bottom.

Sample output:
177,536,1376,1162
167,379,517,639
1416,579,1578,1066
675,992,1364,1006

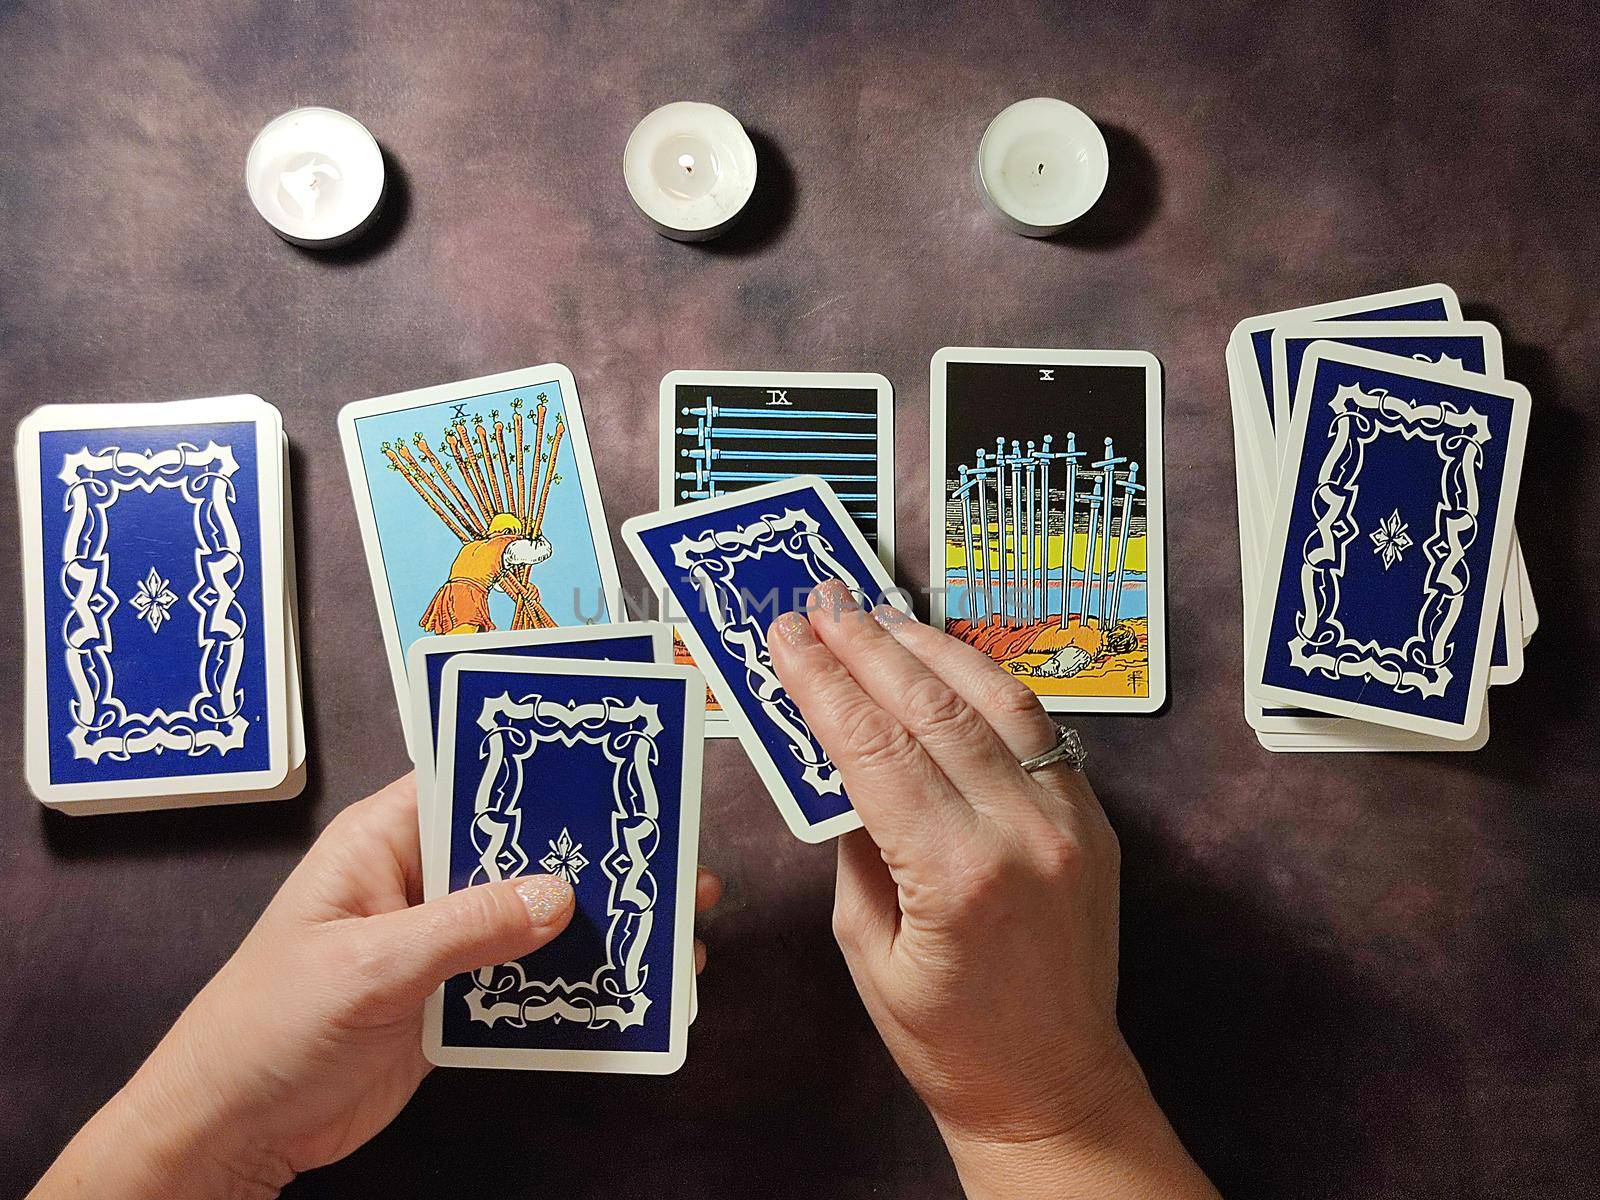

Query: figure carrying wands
380,395,568,634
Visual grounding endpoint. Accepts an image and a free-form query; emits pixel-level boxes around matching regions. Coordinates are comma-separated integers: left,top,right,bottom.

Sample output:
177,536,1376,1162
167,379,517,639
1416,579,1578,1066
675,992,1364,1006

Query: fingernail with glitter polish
870,604,912,629
771,611,817,647
514,874,574,929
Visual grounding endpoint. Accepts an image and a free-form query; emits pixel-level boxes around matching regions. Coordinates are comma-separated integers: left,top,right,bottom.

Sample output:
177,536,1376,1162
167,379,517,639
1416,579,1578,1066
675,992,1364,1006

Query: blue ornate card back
1258,355,1523,727
37,422,272,784
421,631,659,761
1248,294,1452,431
1261,329,1508,722
440,667,690,1055
631,489,894,831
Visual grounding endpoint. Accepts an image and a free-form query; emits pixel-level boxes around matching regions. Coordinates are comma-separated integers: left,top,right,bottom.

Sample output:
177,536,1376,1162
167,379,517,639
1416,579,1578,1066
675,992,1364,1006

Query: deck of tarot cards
1227,285,1537,752
16,396,306,812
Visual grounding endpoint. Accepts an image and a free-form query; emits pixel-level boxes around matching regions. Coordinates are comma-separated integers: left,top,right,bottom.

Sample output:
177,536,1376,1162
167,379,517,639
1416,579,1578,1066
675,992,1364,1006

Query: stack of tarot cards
16,396,306,813
341,366,704,1073
405,624,706,1074
1227,285,1537,752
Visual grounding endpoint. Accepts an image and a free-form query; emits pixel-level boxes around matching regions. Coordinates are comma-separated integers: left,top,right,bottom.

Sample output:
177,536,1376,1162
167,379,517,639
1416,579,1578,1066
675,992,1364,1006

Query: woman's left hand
31,774,722,1200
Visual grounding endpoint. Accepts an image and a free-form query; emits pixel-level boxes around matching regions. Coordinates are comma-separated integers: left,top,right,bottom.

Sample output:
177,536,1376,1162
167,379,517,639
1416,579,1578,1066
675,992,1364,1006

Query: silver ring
1019,724,1087,774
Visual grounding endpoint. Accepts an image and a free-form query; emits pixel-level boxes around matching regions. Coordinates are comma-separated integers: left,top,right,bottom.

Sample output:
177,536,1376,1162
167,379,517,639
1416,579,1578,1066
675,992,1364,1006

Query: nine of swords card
340,364,624,756
657,370,894,732
929,348,1167,714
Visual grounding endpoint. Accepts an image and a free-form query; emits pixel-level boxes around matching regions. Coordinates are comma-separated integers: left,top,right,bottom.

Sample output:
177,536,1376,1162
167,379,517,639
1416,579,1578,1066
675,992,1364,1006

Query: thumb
364,874,575,1009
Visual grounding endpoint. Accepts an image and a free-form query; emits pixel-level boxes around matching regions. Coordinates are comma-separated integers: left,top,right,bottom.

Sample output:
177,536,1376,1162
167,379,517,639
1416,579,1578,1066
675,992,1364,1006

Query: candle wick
1037,162,1045,175
678,153,696,174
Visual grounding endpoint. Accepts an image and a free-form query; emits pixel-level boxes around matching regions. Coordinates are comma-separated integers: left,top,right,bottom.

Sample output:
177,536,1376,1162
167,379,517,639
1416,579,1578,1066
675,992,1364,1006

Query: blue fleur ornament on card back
37,423,271,784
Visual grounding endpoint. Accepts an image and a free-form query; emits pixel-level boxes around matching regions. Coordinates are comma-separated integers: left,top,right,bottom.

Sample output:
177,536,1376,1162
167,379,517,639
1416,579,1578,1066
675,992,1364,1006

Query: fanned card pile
16,397,306,812
1227,286,1537,751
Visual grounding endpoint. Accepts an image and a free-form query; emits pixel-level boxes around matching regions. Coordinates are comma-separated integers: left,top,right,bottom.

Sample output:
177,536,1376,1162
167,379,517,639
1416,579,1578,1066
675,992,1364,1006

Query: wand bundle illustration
381,394,567,631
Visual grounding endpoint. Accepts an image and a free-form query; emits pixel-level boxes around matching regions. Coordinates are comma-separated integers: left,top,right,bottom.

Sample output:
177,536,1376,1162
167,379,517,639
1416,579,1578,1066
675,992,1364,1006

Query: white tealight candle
976,98,1109,237
245,106,386,247
623,102,758,242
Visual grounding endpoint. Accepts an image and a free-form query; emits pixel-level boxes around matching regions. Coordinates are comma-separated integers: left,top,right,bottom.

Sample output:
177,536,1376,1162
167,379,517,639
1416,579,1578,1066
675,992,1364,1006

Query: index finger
768,609,977,859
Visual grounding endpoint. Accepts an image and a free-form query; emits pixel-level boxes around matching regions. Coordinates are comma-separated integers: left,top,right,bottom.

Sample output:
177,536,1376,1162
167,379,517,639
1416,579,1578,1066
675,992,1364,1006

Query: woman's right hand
769,582,1218,1200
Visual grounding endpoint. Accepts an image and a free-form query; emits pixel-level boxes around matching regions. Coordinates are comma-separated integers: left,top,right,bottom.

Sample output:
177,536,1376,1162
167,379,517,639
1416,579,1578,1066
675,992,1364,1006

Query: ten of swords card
407,621,672,899
340,365,624,756
17,398,292,806
657,370,894,735
1247,344,1529,740
422,656,704,1074
623,475,907,844
929,348,1167,714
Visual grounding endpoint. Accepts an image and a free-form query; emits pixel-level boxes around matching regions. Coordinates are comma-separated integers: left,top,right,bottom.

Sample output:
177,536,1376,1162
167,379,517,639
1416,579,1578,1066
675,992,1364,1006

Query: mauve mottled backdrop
2,1,1598,1197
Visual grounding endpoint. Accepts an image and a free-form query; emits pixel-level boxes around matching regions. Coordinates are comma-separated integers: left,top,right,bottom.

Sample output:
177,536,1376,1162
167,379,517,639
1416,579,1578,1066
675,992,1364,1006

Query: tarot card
1228,284,1462,485
622,475,907,843
658,369,894,735
929,348,1167,714
340,365,624,758
1248,344,1529,739
407,621,673,899
422,656,703,1073
17,398,290,806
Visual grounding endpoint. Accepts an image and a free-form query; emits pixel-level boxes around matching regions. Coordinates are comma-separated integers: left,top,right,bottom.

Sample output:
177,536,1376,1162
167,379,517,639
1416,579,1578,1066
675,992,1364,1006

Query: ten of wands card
422,656,704,1074
16,398,291,806
623,475,908,844
339,365,625,757
929,349,1167,714
1247,344,1529,740
658,370,894,732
